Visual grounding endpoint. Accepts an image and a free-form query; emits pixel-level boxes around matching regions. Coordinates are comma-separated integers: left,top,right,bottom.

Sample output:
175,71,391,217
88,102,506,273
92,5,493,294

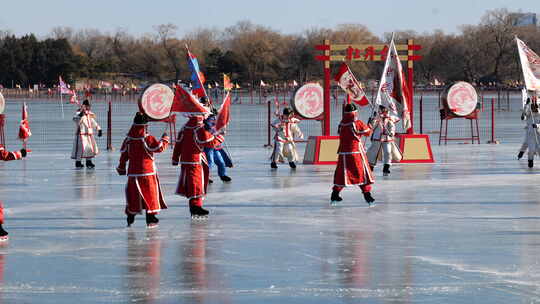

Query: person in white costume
366,105,403,176
270,108,303,169
71,99,102,169
518,96,540,168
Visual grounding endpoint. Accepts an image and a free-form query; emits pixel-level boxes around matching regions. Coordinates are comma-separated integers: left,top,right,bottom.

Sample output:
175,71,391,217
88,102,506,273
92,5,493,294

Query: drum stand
439,109,480,145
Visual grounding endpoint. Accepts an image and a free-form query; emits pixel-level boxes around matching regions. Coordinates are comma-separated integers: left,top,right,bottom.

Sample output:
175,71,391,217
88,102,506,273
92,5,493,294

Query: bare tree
154,23,183,81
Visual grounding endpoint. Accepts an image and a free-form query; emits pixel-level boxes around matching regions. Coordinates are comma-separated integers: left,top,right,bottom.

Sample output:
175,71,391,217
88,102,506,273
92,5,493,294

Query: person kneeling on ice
172,112,224,218
519,97,540,168
366,105,403,176
0,146,27,240
71,99,102,169
270,107,303,169
331,103,375,205
203,109,233,183
116,112,169,228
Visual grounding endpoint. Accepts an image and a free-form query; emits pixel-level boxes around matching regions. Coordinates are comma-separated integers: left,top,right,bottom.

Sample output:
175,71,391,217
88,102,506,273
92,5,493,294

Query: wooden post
107,100,113,150
323,39,331,136
407,39,414,134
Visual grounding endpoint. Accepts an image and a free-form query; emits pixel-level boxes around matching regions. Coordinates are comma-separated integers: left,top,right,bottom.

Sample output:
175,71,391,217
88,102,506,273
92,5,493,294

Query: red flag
334,63,369,106
216,91,231,131
171,85,210,114
18,103,31,141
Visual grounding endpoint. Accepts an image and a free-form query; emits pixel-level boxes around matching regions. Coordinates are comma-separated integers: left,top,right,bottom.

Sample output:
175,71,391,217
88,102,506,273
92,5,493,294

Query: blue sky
1,0,538,38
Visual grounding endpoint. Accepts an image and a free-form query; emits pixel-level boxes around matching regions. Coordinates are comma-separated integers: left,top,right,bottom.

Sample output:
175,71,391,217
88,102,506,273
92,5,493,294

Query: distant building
509,13,537,26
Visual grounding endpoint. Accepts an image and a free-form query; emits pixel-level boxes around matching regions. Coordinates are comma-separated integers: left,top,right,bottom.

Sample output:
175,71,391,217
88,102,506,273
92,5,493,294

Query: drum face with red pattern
138,84,174,120
292,83,324,119
444,82,478,116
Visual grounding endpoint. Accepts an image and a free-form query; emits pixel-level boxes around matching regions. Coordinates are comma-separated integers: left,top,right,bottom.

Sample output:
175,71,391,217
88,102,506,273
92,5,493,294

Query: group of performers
112,98,405,227
0,96,404,236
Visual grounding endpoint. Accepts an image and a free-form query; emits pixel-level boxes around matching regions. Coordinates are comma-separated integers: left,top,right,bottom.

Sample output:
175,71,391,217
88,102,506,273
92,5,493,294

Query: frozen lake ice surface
0,97,538,303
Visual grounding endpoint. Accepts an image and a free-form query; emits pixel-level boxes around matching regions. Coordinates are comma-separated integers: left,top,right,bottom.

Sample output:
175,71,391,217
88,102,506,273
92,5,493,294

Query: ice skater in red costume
172,113,224,218
331,103,375,206
117,113,169,228
0,146,27,240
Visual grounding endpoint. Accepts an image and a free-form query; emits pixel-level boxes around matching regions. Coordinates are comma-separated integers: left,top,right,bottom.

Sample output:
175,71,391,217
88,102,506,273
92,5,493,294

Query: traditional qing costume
117,113,169,227
331,103,375,205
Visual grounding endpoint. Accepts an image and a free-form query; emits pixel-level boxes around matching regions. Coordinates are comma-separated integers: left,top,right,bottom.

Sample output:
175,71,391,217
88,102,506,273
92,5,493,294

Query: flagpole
185,44,211,105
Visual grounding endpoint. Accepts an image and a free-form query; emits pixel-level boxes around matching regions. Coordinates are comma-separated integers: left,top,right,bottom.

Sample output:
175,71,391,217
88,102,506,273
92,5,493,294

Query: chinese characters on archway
345,45,389,61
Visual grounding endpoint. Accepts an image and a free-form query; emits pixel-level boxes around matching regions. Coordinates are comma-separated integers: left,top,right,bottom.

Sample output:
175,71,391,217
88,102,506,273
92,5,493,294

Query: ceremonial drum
291,83,324,119
442,82,478,116
0,92,4,114
138,84,174,120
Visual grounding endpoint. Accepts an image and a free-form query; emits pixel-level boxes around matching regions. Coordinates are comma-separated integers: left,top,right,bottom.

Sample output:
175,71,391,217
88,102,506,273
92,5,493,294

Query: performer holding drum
71,99,102,169
117,112,169,228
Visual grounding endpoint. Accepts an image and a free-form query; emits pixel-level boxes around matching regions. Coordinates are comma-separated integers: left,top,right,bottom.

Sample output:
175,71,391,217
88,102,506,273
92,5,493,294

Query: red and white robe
333,111,374,193
270,116,303,162
367,113,403,166
117,124,169,215
71,110,101,160
172,116,224,207
0,146,23,224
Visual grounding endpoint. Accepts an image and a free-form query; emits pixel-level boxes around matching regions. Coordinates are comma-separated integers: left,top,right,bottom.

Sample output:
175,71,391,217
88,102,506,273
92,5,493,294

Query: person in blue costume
204,109,233,183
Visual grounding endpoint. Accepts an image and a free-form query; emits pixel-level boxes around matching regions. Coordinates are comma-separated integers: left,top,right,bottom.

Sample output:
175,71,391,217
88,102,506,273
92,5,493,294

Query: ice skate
75,161,84,169
220,175,232,182
145,213,159,228
330,190,343,205
270,162,278,169
518,151,524,160
208,178,214,184
0,225,8,242
190,206,209,220
383,164,391,176
289,162,297,169
85,160,95,169
529,160,534,168
126,214,135,227
363,192,375,206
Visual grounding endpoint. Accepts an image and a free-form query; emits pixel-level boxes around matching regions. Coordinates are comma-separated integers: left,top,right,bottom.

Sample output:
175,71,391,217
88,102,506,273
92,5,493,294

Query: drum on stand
442,81,478,117
291,83,324,119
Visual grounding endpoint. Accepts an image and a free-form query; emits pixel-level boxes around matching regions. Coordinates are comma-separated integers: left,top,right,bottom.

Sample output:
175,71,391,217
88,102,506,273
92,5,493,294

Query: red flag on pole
171,85,210,114
334,63,369,106
216,91,231,131
18,102,31,141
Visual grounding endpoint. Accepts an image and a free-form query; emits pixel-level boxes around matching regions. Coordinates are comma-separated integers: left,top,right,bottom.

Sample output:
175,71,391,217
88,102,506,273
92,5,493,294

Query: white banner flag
516,37,540,91
375,39,411,130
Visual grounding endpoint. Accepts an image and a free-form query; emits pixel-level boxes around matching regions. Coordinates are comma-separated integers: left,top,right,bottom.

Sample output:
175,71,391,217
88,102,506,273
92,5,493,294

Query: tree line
0,8,539,88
